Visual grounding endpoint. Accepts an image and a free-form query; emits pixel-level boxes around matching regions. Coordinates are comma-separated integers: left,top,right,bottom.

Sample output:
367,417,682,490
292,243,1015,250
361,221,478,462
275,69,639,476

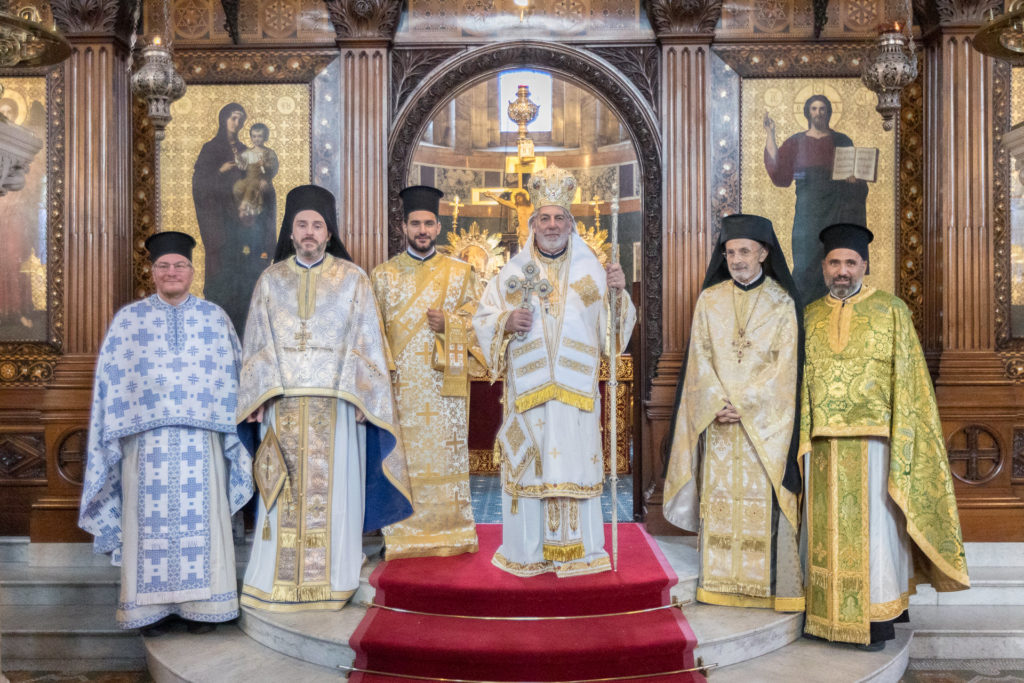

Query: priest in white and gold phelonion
473,165,635,577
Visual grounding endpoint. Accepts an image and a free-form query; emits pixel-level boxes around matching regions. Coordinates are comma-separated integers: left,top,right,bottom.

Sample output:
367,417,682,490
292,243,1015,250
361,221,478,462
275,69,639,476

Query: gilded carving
644,0,723,35
714,43,870,78
50,0,136,38
387,42,663,394
324,0,402,40
931,0,1002,26
0,67,64,385
146,0,334,44
994,62,1022,379
898,71,926,336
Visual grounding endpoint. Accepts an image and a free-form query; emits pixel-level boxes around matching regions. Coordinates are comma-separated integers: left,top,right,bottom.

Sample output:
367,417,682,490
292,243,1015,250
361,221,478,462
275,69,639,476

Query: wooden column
923,0,1024,539
326,0,402,272
28,0,134,540
643,0,720,532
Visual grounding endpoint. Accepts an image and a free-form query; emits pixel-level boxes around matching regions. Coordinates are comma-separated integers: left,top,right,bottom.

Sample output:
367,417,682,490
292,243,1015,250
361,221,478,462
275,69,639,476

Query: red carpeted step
371,524,677,617
350,606,700,682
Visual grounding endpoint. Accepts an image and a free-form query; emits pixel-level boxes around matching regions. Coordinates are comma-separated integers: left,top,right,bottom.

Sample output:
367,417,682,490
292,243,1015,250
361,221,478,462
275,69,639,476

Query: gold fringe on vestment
514,384,595,413
543,541,585,562
270,584,336,603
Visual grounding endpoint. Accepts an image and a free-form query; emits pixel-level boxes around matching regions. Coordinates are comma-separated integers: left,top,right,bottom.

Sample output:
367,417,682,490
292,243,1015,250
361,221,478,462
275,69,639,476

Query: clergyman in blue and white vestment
79,231,253,633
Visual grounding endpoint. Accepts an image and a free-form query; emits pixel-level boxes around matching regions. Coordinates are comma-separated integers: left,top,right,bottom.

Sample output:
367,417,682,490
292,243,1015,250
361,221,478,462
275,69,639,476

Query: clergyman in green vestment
800,223,969,648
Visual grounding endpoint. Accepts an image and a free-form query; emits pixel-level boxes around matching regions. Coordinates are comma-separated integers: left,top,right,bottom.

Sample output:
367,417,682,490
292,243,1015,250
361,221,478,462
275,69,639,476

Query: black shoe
854,640,886,652
186,620,217,634
140,616,174,637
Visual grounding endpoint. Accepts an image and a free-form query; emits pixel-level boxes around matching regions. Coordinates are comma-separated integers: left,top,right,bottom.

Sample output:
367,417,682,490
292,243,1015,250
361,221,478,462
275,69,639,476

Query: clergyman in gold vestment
237,185,412,613
664,213,804,612
372,185,485,559
801,223,968,647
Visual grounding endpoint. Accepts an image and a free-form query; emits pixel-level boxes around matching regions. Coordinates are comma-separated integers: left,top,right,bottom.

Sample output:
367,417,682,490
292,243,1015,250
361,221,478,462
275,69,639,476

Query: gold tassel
515,384,594,413
493,442,502,467
511,494,519,515
543,541,586,562
262,517,271,541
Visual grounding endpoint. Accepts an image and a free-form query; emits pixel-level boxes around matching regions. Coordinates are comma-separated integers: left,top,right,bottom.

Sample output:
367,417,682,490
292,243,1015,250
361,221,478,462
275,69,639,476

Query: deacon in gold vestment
801,224,968,647
238,185,412,612
372,186,484,559
664,214,805,612
474,166,635,577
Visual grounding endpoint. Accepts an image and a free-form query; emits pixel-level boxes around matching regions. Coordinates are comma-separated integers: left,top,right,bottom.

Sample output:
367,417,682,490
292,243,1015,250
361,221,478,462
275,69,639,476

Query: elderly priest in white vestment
80,231,253,636
473,166,636,577
663,213,805,612
237,184,413,612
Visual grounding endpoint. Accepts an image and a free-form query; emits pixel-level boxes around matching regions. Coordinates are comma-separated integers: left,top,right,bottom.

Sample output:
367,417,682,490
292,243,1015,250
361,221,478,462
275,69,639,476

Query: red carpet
349,523,703,682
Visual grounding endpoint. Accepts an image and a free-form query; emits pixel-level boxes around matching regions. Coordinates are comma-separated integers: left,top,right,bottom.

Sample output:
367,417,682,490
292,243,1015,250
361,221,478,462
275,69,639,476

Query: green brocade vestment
801,286,969,643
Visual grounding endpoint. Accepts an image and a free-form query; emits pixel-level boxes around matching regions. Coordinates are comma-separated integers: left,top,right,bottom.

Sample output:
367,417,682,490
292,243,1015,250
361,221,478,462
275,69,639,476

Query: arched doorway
387,41,662,518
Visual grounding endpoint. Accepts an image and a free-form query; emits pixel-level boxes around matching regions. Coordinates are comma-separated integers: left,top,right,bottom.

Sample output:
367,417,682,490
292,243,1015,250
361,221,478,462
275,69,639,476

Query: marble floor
469,473,635,523
903,659,1024,682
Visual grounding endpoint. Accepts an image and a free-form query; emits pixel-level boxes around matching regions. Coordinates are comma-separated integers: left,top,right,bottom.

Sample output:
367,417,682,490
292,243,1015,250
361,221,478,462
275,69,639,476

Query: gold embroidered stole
805,437,872,644
373,254,480,559
269,396,347,604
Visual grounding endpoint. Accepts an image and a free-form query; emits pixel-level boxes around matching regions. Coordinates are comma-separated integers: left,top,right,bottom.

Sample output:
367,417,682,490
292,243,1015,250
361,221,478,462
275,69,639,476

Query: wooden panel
340,46,389,271
643,36,713,533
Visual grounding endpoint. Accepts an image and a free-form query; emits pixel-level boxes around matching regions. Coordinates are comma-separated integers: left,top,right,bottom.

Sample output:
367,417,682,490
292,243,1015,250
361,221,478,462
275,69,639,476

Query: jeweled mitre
528,165,577,212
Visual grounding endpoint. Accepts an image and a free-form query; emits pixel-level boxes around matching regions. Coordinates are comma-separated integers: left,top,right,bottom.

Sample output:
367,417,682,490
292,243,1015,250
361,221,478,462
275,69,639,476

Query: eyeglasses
153,262,193,272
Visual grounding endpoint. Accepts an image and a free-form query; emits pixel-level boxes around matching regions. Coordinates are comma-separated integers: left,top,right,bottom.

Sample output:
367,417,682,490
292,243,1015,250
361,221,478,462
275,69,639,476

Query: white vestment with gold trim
474,232,635,577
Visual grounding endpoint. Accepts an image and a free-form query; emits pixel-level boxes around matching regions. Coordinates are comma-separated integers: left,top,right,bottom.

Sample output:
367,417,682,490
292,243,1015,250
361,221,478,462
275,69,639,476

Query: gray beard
829,280,861,299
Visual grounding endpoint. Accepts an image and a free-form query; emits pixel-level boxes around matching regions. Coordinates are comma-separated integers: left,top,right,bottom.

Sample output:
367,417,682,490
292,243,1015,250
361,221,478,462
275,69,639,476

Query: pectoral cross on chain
295,322,312,352
732,333,752,363
507,261,552,341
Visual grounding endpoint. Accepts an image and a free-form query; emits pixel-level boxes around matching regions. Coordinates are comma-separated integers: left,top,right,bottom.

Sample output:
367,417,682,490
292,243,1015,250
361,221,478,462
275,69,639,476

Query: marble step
964,542,1024,567
902,605,1024,659
0,561,120,605
911,566,1024,606
0,537,28,564
235,534,798,673
0,603,145,672
145,623,339,683
687,604,803,669
711,629,911,682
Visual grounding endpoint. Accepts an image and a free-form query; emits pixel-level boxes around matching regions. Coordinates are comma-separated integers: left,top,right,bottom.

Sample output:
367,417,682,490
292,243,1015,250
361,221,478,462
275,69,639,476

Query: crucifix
506,261,552,340
732,335,753,363
294,322,312,352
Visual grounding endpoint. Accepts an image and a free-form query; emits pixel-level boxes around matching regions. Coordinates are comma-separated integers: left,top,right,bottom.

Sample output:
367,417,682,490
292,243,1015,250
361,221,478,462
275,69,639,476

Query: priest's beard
408,235,437,256
294,240,327,264
826,274,862,299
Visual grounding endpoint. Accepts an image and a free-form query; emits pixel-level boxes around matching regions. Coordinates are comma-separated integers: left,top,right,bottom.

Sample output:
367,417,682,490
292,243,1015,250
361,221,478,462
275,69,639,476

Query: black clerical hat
145,231,196,262
399,185,444,219
273,184,352,263
819,223,874,261
718,213,774,247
